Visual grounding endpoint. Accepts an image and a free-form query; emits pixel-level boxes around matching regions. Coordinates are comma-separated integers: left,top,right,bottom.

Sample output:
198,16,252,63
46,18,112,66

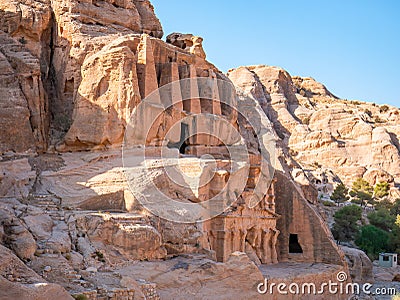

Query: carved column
159,62,182,144
240,228,247,252
224,229,233,262
159,62,183,111
189,65,201,114
209,70,222,116
271,228,279,264
255,227,263,261
262,228,272,264
232,228,241,253
136,34,164,145
136,34,161,103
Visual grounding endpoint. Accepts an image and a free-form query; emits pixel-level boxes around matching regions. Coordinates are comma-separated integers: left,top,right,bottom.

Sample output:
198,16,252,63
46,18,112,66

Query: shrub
390,199,400,216
375,198,393,211
331,205,362,243
73,295,88,300
356,225,389,260
303,116,311,125
312,161,322,169
18,36,27,45
351,100,362,105
350,178,373,207
389,220,400,253
322,200,336,207
368,209,395,231
364,109,372,117
374,116,386,123
94,250,105,262
380,105,389,113
374,182,390,199
330,183,349,204
289,149,298,156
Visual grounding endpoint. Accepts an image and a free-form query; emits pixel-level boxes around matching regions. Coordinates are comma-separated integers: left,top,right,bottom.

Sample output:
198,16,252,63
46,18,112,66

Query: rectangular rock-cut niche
289,234,303,254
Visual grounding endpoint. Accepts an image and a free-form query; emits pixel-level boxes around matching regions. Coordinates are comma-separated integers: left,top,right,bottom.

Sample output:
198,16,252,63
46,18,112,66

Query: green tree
387,218,400,254
375,198,393,211
330,183,349,205
350,178,373,207
396,215,400,228
356,225,389,260
331,205,362,243
374,182,390,200
390,199,400,216
367,209,395,231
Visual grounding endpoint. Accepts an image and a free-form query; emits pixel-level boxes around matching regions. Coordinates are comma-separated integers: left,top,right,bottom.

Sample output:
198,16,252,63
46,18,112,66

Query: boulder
0,244,72,300
0,208,37,260
341,246,373,282
0,158,35,199
74,212,167,262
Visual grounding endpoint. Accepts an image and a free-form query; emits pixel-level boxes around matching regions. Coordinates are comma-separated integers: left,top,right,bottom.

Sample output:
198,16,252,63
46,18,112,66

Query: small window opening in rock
179,141,188,154
289,234,303,254
178,123,189,154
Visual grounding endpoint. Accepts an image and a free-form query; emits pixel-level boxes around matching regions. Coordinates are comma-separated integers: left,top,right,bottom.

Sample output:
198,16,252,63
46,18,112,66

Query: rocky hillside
0,0,162,154
228,65,400,198
0,0,391,299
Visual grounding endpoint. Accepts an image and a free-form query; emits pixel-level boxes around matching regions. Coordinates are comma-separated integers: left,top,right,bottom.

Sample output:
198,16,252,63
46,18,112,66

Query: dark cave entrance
167,123,190,154
289,234,303,254
179,123,189,154
179,141,189,154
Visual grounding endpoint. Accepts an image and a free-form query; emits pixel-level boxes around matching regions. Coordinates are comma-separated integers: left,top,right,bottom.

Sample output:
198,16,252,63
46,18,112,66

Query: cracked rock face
341,246,373,283
0,247,73,300
166,32,206,59
228,65,400,196
0,0,387,298
0,32,48,153
0,0,163,154
0,208,37,261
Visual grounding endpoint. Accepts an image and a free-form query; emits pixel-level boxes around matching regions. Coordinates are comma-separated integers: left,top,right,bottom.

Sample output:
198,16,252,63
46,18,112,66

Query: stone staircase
29,193,65,221
109,214,148,224
28,193,67,253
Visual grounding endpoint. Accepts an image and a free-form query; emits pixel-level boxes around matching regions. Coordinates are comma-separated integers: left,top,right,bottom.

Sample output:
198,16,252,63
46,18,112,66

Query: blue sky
152,0,400,107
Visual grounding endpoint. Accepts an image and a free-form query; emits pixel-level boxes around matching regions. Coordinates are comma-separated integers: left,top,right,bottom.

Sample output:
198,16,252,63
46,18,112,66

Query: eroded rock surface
341,246,373,283
166,32,206,59
0,0,368,299
228,65,400,193
0,243,72,300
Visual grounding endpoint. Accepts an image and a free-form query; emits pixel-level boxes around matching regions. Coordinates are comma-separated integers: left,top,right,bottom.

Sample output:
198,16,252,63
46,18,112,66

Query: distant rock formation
166,32,206,59
228,65,400,199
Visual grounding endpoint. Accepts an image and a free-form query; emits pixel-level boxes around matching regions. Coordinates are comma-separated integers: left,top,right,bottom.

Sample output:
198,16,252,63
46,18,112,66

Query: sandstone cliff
0,0,164,153
228,65,400,198
0,0,360,299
